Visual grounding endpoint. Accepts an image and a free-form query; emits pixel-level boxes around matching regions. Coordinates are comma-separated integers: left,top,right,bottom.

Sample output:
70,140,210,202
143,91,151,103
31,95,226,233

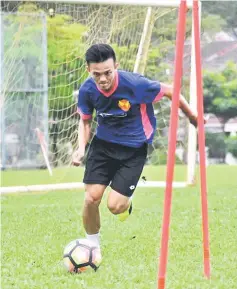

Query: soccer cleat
118,202,133,222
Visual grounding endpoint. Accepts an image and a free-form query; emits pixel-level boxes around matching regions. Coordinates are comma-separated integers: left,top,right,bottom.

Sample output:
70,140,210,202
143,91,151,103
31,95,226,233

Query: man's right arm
73,84,94,166
73,118,92,166
78,117,91,154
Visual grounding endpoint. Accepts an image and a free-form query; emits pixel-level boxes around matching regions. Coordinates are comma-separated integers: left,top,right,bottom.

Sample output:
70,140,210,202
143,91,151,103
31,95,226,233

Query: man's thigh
83,137,118,186
110,144,147,197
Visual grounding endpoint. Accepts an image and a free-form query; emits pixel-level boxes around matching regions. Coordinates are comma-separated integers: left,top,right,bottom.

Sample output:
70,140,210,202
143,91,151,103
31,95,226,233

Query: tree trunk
217,116,228,163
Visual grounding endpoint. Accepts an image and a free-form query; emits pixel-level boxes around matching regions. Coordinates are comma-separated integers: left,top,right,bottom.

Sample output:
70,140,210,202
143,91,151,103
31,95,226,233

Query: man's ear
115,62,119,69
86,65,90,73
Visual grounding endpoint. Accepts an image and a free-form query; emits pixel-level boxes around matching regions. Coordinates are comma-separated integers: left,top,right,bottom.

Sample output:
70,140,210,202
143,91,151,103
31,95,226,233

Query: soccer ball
63,239,102,273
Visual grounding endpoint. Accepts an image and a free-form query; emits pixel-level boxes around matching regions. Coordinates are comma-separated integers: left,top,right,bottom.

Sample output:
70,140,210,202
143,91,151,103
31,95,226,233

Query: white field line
0,181,187,194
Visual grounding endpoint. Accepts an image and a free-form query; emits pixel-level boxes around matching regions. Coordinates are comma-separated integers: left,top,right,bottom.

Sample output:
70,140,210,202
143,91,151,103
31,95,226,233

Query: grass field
1,165,237,289
1,165,186,187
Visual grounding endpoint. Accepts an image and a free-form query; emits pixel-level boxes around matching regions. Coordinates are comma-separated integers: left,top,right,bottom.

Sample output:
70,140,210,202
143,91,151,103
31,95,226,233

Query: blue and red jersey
77,70,164,148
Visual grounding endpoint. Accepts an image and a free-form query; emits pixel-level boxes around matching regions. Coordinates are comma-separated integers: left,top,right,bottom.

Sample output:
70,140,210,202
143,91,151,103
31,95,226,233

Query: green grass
1,165,186,187
1,165,237,289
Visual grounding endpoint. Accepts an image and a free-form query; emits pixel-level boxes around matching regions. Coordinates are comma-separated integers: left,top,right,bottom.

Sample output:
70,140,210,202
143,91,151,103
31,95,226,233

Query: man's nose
99,74,107,82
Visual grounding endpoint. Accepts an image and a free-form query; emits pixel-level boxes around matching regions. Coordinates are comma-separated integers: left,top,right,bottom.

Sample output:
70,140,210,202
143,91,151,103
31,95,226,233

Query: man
73,43,198,249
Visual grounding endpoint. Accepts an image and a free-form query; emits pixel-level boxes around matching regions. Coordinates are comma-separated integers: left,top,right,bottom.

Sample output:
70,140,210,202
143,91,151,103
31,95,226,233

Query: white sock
86,233,100,248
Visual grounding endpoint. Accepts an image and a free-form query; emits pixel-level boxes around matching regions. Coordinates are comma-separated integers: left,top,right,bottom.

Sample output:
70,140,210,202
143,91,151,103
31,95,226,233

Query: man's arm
73,118,91,166
161,83,198,127
78,118,91,153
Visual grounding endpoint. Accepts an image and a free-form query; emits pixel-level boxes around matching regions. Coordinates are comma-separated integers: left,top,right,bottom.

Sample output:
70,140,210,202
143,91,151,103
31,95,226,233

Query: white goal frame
37,0,194,7
1,0,201,194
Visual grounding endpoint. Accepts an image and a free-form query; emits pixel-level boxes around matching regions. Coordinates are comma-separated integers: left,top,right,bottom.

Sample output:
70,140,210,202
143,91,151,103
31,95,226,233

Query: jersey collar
96,71,119,97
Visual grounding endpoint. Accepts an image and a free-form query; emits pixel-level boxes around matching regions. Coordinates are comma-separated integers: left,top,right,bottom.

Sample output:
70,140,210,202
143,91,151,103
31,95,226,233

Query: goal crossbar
36,0,194,8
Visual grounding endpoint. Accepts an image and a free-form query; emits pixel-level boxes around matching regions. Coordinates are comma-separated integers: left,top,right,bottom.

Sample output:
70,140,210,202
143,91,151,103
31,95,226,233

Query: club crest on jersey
118,99,131,112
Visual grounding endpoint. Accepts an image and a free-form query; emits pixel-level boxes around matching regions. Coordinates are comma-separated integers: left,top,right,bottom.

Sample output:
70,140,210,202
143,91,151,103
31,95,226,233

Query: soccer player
73,44,198,249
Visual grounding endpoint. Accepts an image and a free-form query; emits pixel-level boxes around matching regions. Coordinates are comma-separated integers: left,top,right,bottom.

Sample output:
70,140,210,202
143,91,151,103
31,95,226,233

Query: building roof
166,40,237,73
205,114,237,133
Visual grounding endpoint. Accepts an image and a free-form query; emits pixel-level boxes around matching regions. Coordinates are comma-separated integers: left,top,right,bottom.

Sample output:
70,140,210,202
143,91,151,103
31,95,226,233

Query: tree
203,62,237,131
202,1,237,37
225,136,237,158
47,13,88,116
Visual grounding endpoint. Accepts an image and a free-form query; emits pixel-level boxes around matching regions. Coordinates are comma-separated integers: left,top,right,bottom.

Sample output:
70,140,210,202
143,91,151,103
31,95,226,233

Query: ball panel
63,240,78,256
91,247,102,267
78,267,87,272
71,246,90,265
63,257,74,273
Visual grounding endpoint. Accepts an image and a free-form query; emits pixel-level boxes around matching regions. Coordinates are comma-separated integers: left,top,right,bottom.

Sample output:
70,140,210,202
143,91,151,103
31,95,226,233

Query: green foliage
203,62,237,126
146,47,172,82
11,2,89,115
148,148,183,165
3,5,45,90
10,2,232,113
148,148,167,165
225,135,237,158
202,1,237,36
47,13,88,115
112,44,137,72
4,17,42,59
47,15,87,68
9,2,235,121
205,132,226,160
201,14,227,35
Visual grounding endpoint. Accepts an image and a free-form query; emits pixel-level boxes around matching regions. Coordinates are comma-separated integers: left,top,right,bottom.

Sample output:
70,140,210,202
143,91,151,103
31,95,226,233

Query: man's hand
189,114,198,127
72,148,85,166
189,114,207,128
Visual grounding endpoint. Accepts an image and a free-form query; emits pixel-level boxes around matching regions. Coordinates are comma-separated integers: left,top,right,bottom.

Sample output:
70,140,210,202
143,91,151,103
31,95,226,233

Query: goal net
1,0,196,190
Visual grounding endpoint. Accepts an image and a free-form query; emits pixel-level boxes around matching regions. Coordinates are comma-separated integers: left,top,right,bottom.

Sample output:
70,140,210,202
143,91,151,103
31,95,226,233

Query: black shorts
83,136,147,197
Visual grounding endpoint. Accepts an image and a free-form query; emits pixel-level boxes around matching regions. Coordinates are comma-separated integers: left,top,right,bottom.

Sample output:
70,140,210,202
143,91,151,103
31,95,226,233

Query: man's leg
107,143,147,220
107,189,131,215
83,184,107,247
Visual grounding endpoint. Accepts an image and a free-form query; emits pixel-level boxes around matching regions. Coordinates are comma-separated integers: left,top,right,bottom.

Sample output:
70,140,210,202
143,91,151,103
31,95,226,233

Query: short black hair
85,44,116,65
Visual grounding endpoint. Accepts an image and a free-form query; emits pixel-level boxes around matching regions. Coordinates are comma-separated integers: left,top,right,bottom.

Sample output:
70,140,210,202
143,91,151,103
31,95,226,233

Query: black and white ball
63,239,102,273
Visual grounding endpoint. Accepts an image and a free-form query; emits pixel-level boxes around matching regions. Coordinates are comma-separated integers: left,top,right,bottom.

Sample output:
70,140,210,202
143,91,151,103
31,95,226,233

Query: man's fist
189,114,207,128
189,114,198,127
72,149,85,166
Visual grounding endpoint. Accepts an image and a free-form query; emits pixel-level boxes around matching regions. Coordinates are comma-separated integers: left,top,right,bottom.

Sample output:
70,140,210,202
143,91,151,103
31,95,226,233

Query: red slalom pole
157,1,187,289
193,0,211,278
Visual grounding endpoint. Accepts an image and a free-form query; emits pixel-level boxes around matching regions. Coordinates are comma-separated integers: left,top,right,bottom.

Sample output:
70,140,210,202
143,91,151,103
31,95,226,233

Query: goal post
187,0,202,185
0,0,201,193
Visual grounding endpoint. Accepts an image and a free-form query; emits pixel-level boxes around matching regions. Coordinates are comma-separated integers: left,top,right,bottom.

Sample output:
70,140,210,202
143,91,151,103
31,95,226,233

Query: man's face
87,58,118,91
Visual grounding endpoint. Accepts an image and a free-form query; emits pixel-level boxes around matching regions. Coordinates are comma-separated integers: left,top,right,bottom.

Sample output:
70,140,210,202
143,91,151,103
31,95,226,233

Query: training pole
193,0,211,279
157,1,187,288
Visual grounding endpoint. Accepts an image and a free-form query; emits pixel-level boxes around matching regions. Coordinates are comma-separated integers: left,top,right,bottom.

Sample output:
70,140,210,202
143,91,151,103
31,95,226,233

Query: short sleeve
77,87,93,120
134,74,164,104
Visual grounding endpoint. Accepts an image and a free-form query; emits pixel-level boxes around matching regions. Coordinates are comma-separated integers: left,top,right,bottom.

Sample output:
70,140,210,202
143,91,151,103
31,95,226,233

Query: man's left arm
160,83,198,127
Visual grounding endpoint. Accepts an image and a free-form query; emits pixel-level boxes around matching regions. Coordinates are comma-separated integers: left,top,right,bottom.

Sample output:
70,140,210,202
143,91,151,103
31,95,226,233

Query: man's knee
84,184,106,207
107,191,129,215
84,193,101,207
108,202,128,215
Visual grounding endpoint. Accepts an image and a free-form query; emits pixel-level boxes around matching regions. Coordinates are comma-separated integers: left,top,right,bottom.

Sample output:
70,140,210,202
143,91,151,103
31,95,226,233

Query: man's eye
104,71,111,76
94,73,100,77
